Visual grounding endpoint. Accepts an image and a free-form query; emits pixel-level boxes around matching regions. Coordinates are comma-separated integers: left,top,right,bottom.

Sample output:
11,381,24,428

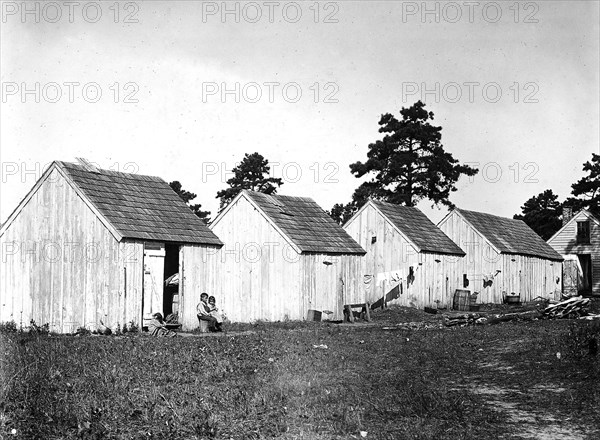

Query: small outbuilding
209,190,366,322
547,208,600,296
437,208,563,303
343,200,466,309
0,160,223,332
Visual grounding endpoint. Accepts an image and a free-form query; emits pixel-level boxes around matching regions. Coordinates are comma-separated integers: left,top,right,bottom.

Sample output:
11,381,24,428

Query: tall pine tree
513,190,562,240
216,152,283,209
329,101,478,223
570,153,600,216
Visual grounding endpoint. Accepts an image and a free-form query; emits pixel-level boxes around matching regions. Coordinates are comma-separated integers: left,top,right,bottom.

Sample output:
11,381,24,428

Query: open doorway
578,254,592,295
163,244,180,317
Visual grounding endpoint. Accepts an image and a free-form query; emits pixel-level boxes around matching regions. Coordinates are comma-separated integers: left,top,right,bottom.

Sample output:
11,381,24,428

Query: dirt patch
177,330,256,338
468,382,585,439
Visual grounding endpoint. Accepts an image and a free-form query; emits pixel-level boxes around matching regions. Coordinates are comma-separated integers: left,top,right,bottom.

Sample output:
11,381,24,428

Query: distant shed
343,200,466,309
0,161,223,332
437,208,563,303
547,209,600,296
208,190,366,322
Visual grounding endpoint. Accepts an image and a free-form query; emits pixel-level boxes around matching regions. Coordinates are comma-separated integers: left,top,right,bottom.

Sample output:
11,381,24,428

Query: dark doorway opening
578,254,592,295
163,244,180,317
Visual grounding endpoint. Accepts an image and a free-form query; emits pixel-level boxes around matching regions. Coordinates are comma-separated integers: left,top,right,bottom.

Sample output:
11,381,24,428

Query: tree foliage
328,182,385,224
513,189,562,240
169,181,211,224
216,152,283,209
329,101,478,223
571,153,600,216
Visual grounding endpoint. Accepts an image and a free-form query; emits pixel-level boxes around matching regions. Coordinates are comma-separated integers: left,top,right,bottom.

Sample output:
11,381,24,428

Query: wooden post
344,305,354,323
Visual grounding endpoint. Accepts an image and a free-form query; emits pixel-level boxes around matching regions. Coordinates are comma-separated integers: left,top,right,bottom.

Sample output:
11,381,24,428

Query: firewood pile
382,321,444,331
440,296,595,327
542,297,591,319
442,313,487,327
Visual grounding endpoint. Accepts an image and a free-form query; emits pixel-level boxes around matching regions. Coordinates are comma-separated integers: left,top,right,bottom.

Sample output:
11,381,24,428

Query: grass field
1,306,599,440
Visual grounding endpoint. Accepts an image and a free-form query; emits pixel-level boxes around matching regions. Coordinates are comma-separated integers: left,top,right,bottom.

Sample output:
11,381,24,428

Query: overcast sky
1,0,599,224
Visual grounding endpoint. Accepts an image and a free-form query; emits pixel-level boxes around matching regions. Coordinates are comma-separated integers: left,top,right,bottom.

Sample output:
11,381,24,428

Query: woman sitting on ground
148,313,177,337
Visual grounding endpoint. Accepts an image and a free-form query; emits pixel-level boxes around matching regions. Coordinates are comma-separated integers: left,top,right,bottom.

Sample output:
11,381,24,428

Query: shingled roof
57,161,222,246
370,200,465,256
456,209,562,261
242,191,365,255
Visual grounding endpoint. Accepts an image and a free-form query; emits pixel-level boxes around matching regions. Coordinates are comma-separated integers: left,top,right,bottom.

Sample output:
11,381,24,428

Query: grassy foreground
1,309,599,439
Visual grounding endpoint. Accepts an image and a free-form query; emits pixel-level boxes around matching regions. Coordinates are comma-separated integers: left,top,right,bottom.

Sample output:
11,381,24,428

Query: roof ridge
58,161,164,182
457,207,523,223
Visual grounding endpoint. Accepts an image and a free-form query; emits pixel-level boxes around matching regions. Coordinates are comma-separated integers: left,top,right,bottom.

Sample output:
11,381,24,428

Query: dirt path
466,340,588,439
177,330,256,338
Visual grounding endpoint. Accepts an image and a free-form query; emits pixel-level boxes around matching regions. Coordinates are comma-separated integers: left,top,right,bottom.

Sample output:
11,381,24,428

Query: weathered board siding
0,169,144,332
439,211,562,302
547,211,600,295
344,204,464,308
208,195,363,323
178,245,221,330
300,253,364,318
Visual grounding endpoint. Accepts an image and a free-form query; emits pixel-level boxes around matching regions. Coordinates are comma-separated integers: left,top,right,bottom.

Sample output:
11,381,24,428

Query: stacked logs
542,297,591,319
443,313,487,327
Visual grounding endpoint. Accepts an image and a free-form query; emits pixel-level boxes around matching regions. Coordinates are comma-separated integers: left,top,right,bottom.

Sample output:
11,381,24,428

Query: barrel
453,289,471,311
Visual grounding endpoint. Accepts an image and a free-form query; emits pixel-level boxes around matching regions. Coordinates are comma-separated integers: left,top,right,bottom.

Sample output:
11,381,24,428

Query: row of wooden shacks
0,161,597,333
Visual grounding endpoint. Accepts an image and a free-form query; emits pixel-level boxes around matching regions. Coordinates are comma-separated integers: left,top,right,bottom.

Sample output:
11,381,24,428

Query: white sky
1,0,599,224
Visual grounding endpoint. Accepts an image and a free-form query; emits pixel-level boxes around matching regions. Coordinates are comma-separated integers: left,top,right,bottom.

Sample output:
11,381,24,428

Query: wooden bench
343,303,371,323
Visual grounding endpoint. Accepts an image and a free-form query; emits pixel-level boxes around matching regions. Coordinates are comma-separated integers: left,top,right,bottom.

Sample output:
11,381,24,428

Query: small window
576,221,591,244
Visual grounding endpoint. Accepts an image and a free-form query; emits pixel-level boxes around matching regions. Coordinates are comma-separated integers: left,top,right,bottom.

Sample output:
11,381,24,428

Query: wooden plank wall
344,204,465,309
178,245,221,330
300,253,364,321
206,195,303,324
439,211,562,303
547,212,600,295
0,169,144,332
203,195,365,325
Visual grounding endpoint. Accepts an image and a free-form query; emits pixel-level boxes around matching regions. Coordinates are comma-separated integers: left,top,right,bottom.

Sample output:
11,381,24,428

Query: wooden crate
307,309,322,322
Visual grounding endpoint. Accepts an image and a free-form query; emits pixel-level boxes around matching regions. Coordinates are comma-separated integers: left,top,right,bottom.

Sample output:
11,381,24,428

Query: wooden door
562,256,579,297
143,243,165,318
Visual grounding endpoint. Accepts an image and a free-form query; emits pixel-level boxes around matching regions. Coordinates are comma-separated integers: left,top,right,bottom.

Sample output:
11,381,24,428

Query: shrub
0,320,17,333
75,326,91,336
127,320,139,333
29,320,49,335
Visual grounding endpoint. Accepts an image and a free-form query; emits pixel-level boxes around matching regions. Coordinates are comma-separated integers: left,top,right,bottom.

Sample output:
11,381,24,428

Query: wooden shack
0,161,223,333
437,208,563,303
547,208,599,296
208,190,366,322
343,200,466,309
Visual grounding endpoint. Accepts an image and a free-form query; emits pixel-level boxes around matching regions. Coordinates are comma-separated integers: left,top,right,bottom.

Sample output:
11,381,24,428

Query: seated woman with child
196,293,224,332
